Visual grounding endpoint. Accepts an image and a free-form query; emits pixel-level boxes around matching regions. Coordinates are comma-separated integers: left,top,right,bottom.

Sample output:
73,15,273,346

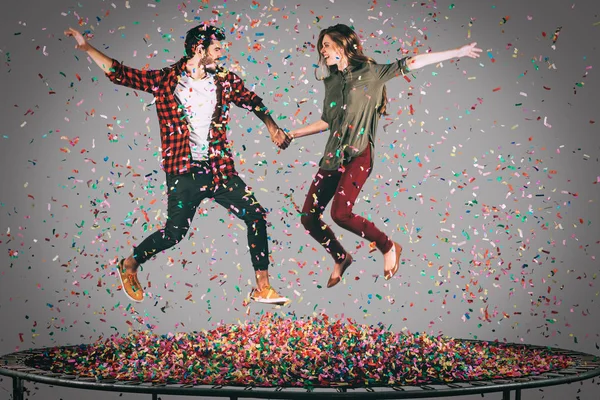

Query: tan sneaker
117,259,144,302
250,286,289,305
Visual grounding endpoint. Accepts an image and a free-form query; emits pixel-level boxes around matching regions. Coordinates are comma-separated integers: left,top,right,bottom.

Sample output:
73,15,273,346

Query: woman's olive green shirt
320,57,410,170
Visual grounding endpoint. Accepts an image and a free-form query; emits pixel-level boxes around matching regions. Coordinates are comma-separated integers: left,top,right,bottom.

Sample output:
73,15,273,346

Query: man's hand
64,27,92,52
270,127,292,150
64,27,113,73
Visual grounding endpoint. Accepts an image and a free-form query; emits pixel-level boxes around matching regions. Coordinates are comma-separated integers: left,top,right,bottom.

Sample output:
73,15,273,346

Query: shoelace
253,286,274,297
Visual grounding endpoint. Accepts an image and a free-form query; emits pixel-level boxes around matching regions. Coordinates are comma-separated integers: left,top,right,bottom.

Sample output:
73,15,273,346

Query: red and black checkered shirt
105,58,263,187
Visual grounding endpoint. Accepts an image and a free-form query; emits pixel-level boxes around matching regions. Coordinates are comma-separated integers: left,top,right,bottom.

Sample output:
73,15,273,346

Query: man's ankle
123,258,139,273
256,282,270,291
255,270,269,289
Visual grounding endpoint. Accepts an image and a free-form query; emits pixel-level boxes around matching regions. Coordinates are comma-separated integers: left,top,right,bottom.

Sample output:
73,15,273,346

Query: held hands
64,27,91,52
270,127,293,150
457,42,482,59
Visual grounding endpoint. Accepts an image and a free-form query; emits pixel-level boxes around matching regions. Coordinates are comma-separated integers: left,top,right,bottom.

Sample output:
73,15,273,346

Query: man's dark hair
184,24,226,57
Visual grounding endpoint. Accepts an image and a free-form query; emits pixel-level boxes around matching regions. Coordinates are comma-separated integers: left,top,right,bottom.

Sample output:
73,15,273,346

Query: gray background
1,0,599,399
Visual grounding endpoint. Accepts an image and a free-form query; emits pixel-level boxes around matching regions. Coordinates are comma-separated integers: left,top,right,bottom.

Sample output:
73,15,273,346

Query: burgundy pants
300,146,393,263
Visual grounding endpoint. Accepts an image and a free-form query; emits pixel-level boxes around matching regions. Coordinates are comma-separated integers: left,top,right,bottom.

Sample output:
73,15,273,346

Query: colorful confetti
37,314,576,387
0,3,598,399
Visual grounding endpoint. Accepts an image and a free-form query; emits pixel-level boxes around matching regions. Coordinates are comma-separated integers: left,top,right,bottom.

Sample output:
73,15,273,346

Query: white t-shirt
175,73,217,161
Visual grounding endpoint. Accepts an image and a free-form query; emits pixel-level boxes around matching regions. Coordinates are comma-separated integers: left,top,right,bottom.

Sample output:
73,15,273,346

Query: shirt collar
334,62,358,76
174,57,188,75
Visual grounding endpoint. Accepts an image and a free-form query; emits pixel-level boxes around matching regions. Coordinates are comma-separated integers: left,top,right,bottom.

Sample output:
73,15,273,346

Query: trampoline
2,315,599,400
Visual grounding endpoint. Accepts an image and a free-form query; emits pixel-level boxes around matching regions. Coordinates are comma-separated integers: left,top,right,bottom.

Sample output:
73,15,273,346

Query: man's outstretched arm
64,28,113,74
65,27,163,93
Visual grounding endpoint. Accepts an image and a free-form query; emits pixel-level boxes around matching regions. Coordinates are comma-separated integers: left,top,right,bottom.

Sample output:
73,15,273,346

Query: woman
285,24,481,288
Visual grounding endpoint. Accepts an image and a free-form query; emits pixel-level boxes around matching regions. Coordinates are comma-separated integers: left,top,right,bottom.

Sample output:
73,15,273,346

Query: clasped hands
269,126,293,150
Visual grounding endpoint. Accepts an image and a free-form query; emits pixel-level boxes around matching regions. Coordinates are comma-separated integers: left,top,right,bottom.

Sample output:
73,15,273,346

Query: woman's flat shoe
384,242,402,280
327,253,353,288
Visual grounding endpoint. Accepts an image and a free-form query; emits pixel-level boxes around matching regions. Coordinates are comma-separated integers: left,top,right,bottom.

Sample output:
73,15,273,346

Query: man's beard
200,55,218,73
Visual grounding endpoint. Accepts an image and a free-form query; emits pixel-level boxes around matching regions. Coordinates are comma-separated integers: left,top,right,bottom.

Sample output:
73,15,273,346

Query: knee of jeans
164,224,188,245
300,213,317,230
244,207,266,224
242,205,267,221
255,206,268,220
248,218,267,234
331,207,351,227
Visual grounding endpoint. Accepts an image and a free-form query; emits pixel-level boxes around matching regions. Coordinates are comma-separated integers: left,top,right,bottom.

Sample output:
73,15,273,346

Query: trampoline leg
502,389,511,400
13,377,24,400
515,389,522,400
152,394,158,400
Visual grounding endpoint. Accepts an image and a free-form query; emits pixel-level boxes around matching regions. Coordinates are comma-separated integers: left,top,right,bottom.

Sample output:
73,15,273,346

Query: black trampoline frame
1,342,599,400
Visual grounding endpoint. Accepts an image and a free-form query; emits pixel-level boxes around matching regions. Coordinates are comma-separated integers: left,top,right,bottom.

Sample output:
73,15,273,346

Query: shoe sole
251,297,290,305
117,261,144,303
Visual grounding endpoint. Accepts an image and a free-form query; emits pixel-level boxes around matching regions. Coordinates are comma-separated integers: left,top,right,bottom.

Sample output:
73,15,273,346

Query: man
65,24,291,305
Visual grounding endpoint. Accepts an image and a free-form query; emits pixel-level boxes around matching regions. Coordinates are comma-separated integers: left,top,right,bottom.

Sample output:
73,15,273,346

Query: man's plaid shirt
105,58,263,187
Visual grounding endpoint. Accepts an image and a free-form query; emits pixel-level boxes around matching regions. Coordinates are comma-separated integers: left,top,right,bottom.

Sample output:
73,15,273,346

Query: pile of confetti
37,314,574,387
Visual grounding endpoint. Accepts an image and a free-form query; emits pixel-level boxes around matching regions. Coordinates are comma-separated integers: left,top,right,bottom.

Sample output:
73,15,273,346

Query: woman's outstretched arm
287,119,329,140
407,42,482,70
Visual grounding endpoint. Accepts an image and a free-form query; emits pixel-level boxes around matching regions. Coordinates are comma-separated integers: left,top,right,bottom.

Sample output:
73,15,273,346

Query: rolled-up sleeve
321,100,331,125
105,59,164,93
372,57,411,83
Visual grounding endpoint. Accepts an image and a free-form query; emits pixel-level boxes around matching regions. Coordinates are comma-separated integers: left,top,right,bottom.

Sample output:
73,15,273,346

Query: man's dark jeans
133,166,269,271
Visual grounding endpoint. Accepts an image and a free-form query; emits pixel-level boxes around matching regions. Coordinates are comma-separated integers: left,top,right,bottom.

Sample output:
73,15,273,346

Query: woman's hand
284,130,296,141
457,42,482,59
270,127,292,150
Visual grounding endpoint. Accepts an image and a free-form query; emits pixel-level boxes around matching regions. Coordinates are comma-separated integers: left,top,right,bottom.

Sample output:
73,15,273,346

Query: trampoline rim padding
1,341,599,399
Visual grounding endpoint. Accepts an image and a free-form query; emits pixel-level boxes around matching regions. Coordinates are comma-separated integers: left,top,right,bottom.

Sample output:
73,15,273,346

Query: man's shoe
117,259,144,302
250,286,289,305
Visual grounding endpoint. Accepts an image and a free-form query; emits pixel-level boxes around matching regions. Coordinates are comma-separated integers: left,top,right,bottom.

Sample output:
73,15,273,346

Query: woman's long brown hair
316,24,388,116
